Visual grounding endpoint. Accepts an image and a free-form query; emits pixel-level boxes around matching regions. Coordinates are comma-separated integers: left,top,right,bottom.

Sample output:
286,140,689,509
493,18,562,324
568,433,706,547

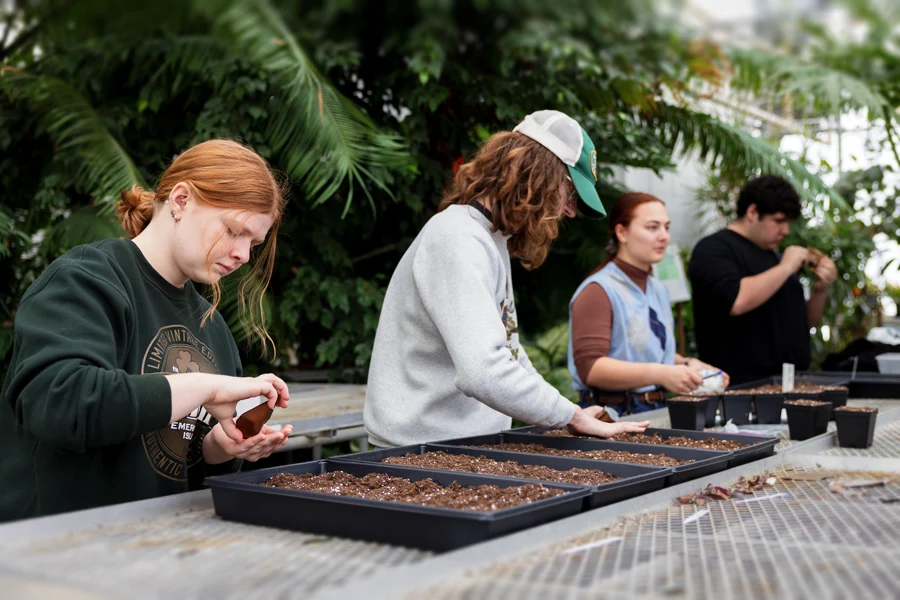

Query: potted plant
833,406,878,448
667,396,710,431
784,399,832,440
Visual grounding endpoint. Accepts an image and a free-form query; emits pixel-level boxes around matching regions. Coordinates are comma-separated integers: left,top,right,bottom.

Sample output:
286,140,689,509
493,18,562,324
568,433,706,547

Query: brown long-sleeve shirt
571,257,651,385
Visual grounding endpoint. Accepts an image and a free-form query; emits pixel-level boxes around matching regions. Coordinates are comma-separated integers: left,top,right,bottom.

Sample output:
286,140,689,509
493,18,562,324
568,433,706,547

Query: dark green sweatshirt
0,238,242,522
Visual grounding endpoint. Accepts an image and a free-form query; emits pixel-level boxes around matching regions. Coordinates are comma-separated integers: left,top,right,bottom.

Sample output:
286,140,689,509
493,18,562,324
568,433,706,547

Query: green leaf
645,102,849,215
196,0,409,212
0,70,146,213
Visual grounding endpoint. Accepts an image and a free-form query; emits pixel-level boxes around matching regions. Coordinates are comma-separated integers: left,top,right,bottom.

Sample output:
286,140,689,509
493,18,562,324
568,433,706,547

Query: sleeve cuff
546,397,577,429
128,373,174,433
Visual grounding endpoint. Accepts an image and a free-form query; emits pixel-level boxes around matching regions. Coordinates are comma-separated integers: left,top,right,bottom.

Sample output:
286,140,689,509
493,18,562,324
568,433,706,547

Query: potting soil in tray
834,406,876,413
737,382,845,395
265,471,564,511
784,399,829,407
607,432,746,451
540,429,744,451
382,451,620,486
469,443,690,467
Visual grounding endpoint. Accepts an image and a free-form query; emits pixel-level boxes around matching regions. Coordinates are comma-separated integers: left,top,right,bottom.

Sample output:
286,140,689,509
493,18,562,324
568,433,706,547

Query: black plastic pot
784,401,832,440
722,394,752,425
703,394,721,427
667,398,709,431
823,387,850,417
834,408,878,448
754,393,785,424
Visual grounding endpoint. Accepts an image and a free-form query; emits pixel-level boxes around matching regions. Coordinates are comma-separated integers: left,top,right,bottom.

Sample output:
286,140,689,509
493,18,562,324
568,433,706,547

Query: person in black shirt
688,175,838,384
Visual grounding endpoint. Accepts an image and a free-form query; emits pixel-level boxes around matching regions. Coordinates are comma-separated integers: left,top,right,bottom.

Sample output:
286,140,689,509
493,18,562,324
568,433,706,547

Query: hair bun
116,185,157,237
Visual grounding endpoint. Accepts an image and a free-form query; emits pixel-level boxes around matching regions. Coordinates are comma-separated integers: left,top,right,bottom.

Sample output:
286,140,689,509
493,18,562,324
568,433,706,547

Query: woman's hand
687,358,731,389
659,365,704,394
205,423,293,464
567,405,650,438
204,373,290,442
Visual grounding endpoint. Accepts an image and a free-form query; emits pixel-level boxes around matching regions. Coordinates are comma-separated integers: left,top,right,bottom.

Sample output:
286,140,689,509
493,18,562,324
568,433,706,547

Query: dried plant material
676,493,698,505
674,472,775,505
704,485,732,501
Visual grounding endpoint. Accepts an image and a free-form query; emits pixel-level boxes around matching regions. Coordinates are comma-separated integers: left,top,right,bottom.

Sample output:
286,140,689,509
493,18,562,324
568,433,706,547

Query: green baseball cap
513,110,607,219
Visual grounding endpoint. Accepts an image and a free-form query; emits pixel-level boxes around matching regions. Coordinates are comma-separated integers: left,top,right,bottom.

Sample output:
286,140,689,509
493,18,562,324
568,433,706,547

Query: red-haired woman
568,193,729,415
365,110,651,447
0,140,292,521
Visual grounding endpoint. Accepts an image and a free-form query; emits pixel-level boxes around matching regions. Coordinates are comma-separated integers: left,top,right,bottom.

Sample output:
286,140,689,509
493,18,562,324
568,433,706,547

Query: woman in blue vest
568,192,729,414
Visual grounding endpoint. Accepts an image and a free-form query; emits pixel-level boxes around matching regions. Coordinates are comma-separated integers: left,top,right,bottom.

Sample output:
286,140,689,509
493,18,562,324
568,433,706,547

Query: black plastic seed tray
842,375,900,399
434,432,731,486
506,426,777,469
332,444,670,510
205,459,588,552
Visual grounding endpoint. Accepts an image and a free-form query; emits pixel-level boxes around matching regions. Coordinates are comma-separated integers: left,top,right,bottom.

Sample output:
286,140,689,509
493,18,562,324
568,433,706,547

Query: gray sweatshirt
364,203,576,447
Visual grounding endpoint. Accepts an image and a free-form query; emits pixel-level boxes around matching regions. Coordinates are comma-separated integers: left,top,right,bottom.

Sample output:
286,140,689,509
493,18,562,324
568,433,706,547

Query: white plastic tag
782,363,795,393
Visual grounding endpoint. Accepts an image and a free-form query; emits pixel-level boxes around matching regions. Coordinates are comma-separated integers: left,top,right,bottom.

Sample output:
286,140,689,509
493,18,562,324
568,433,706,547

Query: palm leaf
40,205,125,257
729,48,893,118
0,69,146,213
195,0,408,214
645,102,849,214
0,207,31,259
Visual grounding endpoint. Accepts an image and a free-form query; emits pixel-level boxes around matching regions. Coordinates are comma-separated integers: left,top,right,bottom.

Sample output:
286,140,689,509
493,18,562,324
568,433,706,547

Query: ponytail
598,235,619,269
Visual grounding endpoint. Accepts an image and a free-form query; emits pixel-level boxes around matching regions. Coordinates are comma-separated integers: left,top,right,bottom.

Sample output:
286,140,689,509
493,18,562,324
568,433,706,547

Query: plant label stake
782,363,795,393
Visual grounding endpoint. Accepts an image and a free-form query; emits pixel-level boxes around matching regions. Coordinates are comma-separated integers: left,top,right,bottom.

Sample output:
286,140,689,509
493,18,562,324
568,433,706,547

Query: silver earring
170,209,177,220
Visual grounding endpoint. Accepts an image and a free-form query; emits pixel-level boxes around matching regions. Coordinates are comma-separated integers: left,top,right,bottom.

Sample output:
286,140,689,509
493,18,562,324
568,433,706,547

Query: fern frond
0,69,145,213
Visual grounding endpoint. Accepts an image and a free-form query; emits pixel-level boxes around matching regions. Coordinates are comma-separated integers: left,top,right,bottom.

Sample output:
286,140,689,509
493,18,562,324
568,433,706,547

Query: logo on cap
590,150,598,182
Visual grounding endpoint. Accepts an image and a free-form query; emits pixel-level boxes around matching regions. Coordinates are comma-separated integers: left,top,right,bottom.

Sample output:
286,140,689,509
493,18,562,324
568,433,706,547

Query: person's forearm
586,357,664,390
807,289,828,328
166,373,222,423
731,263,793,316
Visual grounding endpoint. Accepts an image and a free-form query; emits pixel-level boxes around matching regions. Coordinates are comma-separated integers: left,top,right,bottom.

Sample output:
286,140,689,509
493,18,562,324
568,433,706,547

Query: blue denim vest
568,261,676,393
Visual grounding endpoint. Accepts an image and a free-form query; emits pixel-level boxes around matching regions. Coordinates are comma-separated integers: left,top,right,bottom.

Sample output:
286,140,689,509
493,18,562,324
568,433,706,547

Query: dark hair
736,175,801,220
596,192,664,270
438,131,574,270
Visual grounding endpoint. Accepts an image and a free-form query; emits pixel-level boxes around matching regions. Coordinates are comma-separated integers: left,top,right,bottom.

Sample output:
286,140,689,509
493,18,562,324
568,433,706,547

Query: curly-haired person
364,110,650,447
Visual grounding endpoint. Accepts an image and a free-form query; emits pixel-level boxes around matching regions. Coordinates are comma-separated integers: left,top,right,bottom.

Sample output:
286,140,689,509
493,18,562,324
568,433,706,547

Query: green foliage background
2,0,898,381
